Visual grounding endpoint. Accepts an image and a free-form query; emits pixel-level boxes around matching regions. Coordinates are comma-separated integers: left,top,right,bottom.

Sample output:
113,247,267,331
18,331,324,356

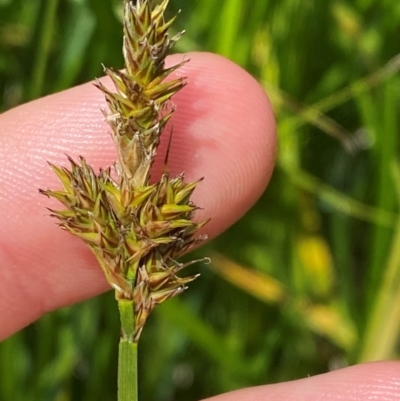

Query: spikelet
40,0,208,341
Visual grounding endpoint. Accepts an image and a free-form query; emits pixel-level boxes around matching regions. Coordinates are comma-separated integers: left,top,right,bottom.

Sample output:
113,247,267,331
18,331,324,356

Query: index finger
0,52,276,339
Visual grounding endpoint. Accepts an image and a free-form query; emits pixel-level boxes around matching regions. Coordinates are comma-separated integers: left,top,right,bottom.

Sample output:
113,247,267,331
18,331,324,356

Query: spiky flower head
40,0,208,341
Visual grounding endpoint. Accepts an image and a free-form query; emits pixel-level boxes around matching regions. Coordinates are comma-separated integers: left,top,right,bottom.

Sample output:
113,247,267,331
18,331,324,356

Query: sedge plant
40,1,208,400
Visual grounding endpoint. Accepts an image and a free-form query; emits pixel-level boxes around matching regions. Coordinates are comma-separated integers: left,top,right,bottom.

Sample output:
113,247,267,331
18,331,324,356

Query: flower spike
40,0,207,342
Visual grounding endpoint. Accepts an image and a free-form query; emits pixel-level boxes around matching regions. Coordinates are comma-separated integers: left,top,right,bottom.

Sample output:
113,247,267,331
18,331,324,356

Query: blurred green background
1,0,400,400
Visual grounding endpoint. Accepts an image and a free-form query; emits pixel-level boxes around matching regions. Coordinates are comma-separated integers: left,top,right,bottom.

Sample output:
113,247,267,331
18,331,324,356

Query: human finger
203,361,400,401
0,52,276,339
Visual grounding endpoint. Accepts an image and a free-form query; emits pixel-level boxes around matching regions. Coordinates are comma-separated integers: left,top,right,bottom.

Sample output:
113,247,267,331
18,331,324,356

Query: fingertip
203,361,400,401
0,52,276,337
164,52,276,234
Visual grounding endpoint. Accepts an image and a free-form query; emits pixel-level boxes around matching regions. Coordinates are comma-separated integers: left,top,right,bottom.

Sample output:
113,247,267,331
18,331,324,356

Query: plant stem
357,217,400,362
29,0,59,100
118,300,138,401
357,161,400,362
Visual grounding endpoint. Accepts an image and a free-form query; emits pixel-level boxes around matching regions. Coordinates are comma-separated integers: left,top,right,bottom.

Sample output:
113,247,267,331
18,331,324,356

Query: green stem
29,0,59,100
357,161,400,362
118,300,138,401
357,217,400,362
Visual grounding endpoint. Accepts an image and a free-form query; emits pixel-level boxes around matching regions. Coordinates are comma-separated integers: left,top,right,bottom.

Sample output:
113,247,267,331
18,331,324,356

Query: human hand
0,52,398,400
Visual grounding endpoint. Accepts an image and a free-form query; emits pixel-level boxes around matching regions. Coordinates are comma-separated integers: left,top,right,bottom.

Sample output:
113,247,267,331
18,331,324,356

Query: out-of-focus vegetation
1,0,400,400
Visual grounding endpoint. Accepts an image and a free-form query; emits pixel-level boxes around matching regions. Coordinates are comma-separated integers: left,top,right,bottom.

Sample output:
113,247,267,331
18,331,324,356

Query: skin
0,52,399,400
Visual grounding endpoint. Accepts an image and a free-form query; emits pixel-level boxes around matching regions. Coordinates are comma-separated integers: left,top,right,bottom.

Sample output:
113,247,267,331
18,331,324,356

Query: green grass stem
28,0,59,100
358,218,400,361
118,300,138,401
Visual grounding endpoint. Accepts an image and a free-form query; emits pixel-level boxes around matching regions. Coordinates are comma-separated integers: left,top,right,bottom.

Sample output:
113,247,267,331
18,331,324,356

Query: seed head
40,0,208,341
